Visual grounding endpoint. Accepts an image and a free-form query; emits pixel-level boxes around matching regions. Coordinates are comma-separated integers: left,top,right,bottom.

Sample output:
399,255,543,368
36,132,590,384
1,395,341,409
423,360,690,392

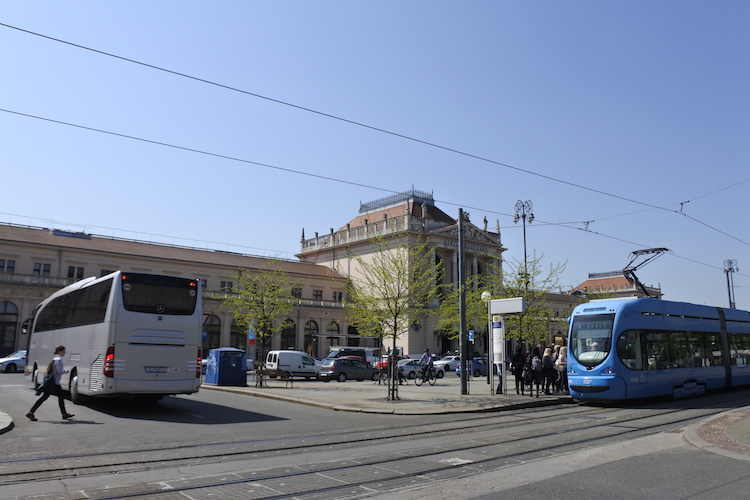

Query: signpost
486,297,526,395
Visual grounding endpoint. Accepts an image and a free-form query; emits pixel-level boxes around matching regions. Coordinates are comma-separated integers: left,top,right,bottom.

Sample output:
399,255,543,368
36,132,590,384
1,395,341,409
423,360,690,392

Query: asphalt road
3,372,750,500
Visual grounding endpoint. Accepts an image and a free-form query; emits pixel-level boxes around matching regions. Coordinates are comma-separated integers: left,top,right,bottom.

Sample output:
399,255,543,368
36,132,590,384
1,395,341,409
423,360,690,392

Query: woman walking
27,346,74,421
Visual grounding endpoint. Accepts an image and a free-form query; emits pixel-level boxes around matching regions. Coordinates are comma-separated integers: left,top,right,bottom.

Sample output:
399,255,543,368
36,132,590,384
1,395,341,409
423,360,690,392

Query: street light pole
513,200,533,345
513,200,534,287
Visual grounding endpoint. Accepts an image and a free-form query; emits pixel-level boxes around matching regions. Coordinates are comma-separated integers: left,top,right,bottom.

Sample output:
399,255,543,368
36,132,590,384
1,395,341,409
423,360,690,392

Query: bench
255,369,294,388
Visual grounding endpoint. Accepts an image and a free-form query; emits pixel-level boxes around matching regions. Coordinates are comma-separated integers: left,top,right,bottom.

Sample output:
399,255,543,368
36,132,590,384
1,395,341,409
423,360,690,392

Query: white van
265,350,319,379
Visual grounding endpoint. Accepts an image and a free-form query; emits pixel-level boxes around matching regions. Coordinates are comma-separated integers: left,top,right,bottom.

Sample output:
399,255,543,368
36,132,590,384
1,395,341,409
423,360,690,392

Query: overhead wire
0,22,683,214
3,22,748,248
1,23,748,282
2,106,748,282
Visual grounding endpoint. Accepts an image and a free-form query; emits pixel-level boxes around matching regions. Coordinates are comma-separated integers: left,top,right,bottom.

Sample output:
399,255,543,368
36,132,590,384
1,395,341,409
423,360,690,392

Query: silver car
0,349,26,372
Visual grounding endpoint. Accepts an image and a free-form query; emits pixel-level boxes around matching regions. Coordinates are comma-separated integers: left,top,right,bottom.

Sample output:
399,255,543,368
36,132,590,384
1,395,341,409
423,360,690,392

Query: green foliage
343,234,440,348
437,250,566,346
221,261,297,366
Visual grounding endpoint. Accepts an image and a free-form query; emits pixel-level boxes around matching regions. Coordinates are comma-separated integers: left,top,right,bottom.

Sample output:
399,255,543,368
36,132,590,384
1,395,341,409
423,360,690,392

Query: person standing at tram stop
556,346,569,394
528,347,544,397
542,347,556,395
27,345,75,421
511,347,527,395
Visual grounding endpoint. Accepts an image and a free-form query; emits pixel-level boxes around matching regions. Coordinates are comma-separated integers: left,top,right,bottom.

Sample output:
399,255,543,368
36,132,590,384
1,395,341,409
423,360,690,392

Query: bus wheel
70,374,84,405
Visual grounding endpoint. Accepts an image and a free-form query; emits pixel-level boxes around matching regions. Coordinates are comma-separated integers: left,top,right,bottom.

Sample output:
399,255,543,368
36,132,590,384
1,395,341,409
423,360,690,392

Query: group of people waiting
510,344,568,397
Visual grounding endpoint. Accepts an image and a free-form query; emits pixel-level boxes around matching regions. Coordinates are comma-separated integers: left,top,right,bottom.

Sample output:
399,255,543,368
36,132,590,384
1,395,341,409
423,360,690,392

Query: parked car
433,355,460,372
265,350,319,379
374,354,409,371
317,358,378,382
455,357,491,378
325,347,379,366
397,358,425,379
0,349,26,372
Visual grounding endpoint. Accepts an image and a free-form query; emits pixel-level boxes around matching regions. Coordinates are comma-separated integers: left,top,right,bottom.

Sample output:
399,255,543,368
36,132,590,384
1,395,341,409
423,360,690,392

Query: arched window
0,301,18,357
281,319,296,350
202,314,221,357
305,320,319,337
327,321,340,335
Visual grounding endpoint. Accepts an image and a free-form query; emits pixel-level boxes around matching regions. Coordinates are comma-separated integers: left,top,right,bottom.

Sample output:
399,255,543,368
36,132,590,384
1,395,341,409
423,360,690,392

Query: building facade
296,188,508,356
0,223,352,361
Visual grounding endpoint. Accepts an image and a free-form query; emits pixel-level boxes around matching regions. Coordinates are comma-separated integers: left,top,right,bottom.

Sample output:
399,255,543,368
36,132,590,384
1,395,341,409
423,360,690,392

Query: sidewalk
202,373,568,414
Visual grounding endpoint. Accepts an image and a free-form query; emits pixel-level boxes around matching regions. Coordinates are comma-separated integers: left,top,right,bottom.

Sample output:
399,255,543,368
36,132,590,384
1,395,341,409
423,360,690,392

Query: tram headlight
601,366,615,374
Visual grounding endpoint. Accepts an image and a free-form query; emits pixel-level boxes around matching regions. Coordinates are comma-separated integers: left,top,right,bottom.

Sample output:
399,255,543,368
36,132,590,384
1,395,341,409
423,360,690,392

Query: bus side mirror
21,318,32,335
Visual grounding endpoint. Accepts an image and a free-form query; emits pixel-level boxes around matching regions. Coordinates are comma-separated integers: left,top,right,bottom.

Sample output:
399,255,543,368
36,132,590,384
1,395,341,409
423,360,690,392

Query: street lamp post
513,200,534,287
514,200,533,345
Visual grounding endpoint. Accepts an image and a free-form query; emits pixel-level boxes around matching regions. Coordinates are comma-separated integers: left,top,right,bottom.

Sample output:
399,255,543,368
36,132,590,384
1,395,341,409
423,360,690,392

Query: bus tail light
196,349,201,378
104,347,115,378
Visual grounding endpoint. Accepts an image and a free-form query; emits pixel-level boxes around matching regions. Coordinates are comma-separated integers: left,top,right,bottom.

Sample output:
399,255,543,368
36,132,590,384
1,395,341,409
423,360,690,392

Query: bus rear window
122,274,197,315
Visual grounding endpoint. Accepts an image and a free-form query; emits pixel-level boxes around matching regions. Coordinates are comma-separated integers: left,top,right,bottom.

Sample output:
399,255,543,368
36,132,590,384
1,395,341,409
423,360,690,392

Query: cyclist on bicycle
419,349,433,380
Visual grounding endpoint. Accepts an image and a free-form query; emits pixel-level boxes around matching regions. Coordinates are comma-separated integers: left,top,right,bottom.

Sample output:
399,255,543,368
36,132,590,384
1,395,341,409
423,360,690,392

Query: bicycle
415,366,437,386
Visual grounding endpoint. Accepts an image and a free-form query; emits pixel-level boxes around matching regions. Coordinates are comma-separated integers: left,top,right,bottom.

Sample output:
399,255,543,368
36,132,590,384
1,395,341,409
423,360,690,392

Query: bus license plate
145,366,169,374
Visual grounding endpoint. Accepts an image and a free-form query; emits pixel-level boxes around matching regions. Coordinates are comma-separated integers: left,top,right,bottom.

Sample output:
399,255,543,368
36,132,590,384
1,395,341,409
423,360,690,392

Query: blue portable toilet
204,347,247,386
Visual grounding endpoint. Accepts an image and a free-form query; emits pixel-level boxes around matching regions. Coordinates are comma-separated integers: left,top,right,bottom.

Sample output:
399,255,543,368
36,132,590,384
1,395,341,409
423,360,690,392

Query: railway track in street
4,395,744,500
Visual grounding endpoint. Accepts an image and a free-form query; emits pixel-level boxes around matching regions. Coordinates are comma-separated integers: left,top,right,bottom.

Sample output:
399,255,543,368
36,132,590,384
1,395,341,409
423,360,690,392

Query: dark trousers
30,384,67,416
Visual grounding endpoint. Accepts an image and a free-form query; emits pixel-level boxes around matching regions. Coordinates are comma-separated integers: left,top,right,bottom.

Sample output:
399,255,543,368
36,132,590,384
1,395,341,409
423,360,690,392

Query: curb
0,411,13,435
200,384,573,415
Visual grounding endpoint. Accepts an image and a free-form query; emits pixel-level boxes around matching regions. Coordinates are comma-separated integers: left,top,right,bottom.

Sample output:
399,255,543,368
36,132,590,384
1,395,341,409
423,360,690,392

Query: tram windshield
570,313,614,368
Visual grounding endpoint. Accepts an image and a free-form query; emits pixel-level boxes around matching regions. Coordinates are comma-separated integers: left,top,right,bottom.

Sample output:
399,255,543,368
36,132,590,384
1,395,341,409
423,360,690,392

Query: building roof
0,223,344,281
339,201,455,231
573,274,634,292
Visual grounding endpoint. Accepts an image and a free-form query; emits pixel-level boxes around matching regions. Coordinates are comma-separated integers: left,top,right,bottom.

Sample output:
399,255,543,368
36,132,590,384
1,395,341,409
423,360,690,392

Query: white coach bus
25,271,202,403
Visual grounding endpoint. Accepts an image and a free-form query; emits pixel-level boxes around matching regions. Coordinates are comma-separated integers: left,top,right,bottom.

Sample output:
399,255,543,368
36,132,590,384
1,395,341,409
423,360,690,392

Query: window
100,270,114,277
220,281,233,292
33,263,51,276
291,288,302,299
199,279,207,290
0,301,19,351
202,314,221,355
281,320,296,349
0,260,15,273
333,291,343,302
35,279,112,332
68,266,84,280
313,290,323,301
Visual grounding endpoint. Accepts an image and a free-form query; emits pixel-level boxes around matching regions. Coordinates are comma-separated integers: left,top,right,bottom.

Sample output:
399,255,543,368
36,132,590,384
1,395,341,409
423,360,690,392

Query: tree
341,233,440,400
500,251,567,346
222,261,297,367
437,250,566,348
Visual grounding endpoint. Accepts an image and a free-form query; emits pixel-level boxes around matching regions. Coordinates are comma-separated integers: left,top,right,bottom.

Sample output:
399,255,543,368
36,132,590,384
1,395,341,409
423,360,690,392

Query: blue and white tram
567,298,750,401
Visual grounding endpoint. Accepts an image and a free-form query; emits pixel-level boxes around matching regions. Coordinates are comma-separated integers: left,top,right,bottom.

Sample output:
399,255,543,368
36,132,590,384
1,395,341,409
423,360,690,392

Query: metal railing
0,273,73,289
202,290,345,309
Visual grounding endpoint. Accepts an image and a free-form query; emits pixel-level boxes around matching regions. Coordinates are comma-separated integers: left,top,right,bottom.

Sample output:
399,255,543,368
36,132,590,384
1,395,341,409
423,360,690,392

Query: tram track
12,403,723,500
0,404,588,482
4,402,727,499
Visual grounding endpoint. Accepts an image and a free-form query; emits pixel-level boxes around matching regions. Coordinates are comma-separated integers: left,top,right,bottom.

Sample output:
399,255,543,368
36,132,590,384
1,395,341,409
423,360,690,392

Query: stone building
296,188,507,355
0,223,350,361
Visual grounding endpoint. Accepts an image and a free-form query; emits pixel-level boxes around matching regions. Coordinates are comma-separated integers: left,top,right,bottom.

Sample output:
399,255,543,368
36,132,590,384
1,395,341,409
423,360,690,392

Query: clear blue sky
2,1,748,307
